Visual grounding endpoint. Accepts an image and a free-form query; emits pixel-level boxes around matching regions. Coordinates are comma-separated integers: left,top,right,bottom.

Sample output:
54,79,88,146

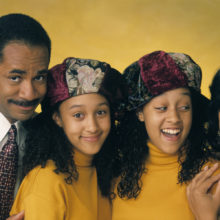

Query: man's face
0,42,49,123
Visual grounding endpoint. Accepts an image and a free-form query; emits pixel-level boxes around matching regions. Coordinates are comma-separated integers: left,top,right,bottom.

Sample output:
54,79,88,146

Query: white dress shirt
0,112,26,197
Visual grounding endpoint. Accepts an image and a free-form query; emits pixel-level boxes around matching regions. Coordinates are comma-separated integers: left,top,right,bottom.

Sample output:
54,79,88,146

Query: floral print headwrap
42,57,124,111
123,50,208,111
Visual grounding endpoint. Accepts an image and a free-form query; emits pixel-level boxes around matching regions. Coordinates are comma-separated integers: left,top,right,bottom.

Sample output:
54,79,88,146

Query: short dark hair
0,13,51,60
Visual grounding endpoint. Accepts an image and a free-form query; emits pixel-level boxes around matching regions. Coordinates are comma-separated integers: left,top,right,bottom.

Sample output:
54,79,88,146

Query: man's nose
19,81,37,101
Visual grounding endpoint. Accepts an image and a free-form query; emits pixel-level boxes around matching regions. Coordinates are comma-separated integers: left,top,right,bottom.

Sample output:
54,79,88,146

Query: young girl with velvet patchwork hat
10,57,125,219
112,51,220,220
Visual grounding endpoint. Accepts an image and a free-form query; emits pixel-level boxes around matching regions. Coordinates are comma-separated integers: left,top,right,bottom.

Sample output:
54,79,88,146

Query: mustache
8,99,40,107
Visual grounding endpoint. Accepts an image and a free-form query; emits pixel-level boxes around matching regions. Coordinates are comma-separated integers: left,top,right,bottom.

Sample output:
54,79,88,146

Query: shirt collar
0,112,19,142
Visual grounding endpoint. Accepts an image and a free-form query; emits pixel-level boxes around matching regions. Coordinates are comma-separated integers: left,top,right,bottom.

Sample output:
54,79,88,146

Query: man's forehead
1,42,49,65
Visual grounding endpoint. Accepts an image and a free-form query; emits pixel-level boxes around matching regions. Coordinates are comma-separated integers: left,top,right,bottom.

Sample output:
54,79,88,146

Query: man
0,13,51,220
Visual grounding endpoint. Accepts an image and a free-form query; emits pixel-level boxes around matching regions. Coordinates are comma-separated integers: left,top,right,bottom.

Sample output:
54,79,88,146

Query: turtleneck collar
74,148,94,167
147,141,179,167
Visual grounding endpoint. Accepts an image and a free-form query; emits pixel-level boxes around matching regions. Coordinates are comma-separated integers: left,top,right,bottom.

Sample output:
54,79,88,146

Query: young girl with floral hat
112,51,220,220
9,57,125,219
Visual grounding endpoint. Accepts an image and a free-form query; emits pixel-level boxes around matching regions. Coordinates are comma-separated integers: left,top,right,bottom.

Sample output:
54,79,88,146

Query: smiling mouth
9,99,40,112
161,128,181,137
81,134,101,142
17,105,36,111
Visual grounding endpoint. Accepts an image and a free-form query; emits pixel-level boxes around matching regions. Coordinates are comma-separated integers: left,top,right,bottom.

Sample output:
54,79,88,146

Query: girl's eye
155,106,167,111
73,113,84,119
179,105,191,111
97,110,107,116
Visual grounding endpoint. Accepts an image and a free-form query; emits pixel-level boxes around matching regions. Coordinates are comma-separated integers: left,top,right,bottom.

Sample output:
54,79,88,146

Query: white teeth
162,129,180,135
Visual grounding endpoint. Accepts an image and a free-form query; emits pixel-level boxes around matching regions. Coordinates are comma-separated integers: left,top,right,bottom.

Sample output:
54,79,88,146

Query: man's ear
136,110,144,122
52,112,63,127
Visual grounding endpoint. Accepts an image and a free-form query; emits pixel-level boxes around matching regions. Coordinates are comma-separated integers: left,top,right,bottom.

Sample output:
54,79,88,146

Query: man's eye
35,75,46,81
9,76,21,82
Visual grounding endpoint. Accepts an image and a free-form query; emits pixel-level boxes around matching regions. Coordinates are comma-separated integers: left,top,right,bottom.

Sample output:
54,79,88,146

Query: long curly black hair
22,68,126,198
116,88,213,199
207,70,220,153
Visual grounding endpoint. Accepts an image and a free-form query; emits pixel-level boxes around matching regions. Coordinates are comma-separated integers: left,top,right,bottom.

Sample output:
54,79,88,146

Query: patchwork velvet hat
123,50,209,111
41,57,125,113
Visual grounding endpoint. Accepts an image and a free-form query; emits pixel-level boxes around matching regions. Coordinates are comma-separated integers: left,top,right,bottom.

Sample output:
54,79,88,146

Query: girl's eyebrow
69,104,83,110
69,102,109,110
98,102,109,107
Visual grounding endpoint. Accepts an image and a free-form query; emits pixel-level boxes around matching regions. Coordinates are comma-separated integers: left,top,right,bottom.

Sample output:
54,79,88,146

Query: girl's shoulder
11,160,68,217
25,160,67,185
17,160,69,201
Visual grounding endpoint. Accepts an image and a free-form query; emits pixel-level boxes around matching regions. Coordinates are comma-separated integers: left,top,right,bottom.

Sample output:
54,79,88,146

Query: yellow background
1,0,220,103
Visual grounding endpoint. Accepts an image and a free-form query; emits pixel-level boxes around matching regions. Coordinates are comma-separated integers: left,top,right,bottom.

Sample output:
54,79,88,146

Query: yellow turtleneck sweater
10,149,111,220
112,142,194,220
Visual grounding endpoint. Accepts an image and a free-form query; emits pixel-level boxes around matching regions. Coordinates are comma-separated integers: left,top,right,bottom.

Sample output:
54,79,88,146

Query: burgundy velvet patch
138,51,188,96
46,59,70,106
